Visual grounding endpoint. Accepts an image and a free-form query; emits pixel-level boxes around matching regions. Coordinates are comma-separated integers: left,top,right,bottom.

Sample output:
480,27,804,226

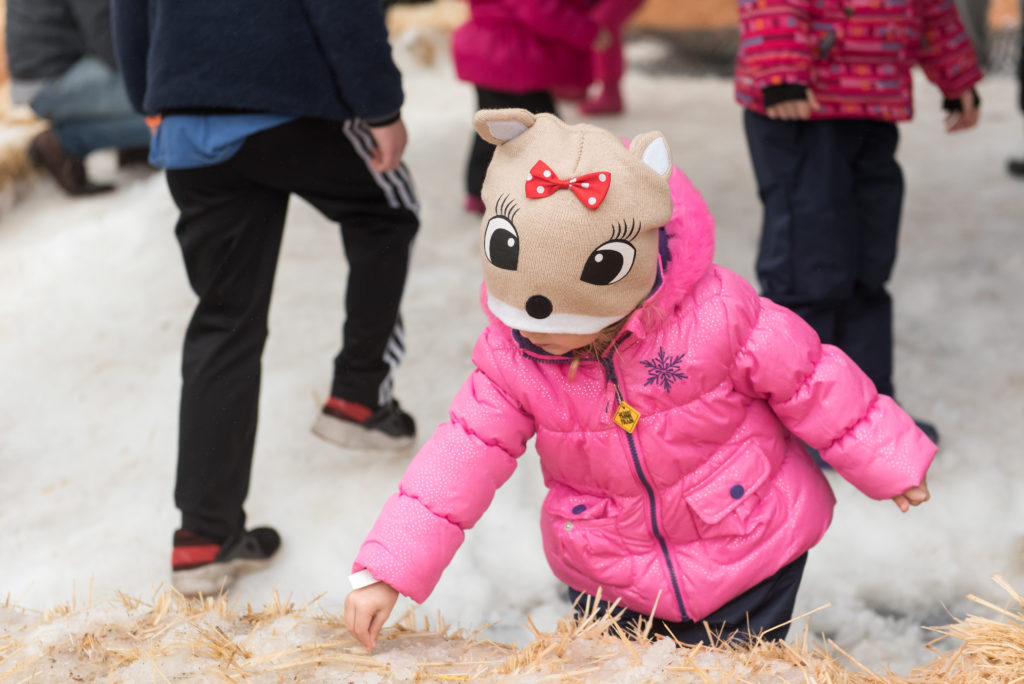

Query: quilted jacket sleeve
913,0,983,98
353,328,536,602
726,274,935,500
737,0,814,92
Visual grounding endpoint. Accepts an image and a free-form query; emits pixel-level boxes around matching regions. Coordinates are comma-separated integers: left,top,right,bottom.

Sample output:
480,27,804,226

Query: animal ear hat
474,109,674,335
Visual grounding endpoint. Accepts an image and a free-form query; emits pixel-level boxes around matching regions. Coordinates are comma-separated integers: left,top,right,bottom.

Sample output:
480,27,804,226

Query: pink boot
580,87,623,115
464,195,486,214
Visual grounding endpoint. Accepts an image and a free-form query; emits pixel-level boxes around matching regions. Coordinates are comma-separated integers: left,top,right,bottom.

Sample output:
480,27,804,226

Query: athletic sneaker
312,397,416,449
171,527,281,597
580,88,623,116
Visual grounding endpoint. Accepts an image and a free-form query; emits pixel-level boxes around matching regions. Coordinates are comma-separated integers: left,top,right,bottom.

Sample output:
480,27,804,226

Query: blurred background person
5,0,149,195
452,0,611,213
1009,0,1024,177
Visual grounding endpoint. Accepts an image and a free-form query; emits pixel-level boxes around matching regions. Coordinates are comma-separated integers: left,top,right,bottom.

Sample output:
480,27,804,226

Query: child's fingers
352,607,377,649
892,485,929,512
806,89,821,111
344,594,376,649
768,100,814,120
905,485,930,505
343,600,355,635
368,609,388,649
368,147,386,173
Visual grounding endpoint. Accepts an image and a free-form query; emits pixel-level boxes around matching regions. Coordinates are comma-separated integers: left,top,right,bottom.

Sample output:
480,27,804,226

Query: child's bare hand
765,89,820,120
945,90,979,132
368,119,408,173
892,477,930,513
344,581,399,650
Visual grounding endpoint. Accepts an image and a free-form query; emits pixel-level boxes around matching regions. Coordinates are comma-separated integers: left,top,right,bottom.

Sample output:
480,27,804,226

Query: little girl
345,110,934,649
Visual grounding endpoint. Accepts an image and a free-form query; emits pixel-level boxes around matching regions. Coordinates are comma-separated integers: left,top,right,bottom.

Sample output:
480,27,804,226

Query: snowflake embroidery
640,347,688,393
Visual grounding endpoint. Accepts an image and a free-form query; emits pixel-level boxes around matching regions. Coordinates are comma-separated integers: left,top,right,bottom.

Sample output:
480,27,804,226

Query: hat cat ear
473,108,538,145
629,131,672,179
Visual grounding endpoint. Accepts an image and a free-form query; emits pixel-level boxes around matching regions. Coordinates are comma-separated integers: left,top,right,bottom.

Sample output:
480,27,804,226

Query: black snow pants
166,117,419,542
466,87,558,200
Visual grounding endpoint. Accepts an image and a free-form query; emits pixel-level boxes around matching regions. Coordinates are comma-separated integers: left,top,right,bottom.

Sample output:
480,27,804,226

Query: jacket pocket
683,443,772,538
542,488,633,589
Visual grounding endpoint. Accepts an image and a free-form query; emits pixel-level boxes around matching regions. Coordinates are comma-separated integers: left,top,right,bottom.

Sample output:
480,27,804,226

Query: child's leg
593,32,624,92
569,553,807,645
744,112,905,386
843,121,902,397
1011,16,1024,177
580,31,625,115
746,113,904,396
744,113,860,340
466,87,557,200
237,119,420,410
167,163,290,543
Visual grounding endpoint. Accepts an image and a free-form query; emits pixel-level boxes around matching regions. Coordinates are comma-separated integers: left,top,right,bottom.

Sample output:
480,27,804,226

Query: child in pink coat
452,0,611,212
345,109,934,649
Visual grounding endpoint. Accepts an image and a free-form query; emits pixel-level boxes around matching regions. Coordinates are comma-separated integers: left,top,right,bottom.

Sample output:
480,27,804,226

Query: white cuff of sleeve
348,568,381,590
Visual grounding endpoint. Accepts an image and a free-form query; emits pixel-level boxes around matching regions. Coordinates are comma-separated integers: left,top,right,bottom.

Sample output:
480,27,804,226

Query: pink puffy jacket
354,169,936,622
735,0,982,121
452,0,599,94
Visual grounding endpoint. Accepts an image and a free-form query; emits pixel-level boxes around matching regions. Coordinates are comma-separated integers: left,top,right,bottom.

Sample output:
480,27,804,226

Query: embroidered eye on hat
473,109,674,335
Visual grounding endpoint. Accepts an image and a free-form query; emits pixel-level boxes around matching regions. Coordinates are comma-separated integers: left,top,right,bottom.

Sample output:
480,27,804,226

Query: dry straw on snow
3,577,1024,682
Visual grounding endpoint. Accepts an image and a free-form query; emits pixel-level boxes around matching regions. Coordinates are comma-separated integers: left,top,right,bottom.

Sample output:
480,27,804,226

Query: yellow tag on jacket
613,401,641,433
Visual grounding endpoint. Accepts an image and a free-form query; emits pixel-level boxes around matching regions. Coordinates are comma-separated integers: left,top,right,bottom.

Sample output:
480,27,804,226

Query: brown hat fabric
474,109,674,335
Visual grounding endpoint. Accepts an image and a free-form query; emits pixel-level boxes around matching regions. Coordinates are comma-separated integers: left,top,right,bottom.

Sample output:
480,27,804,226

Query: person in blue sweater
111,0,421,596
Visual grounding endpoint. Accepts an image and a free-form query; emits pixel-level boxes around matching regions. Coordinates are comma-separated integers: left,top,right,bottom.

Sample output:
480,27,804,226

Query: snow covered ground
1,35,1022,675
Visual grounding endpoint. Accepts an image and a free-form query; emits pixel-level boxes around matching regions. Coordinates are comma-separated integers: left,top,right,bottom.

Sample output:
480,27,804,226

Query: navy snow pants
569,553,808,644
744,111,904,397
167,118,419,542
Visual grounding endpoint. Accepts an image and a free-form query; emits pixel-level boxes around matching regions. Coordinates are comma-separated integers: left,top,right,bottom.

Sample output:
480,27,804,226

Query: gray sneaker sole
171,557,272,597
311,412,414,450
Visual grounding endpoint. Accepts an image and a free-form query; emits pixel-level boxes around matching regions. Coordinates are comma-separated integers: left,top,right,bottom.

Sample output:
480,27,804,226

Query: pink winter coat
354,169,936,623
735,0,983,121
452,0,600,93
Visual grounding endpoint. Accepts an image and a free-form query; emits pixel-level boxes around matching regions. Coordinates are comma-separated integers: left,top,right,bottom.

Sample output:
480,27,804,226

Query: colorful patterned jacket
353,168,936,622
735,0,983,120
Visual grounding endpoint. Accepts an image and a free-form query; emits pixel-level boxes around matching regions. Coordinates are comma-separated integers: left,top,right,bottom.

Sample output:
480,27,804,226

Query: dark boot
117,146,152,168
1008,158,1024,178
27,129,114,196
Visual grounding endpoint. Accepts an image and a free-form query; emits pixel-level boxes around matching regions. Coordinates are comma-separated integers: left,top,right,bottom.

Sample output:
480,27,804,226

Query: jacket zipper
600,351,688,621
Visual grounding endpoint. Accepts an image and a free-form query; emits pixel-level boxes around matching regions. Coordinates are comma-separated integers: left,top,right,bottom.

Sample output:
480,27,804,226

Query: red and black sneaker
312,397,416,450
171,527,281,597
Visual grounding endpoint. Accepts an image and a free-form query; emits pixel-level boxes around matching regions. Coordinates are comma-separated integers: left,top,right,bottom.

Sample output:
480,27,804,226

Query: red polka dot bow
525,161,611,210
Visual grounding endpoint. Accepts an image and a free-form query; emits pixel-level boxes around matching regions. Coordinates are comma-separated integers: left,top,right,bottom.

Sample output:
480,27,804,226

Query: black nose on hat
525,295,553,319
